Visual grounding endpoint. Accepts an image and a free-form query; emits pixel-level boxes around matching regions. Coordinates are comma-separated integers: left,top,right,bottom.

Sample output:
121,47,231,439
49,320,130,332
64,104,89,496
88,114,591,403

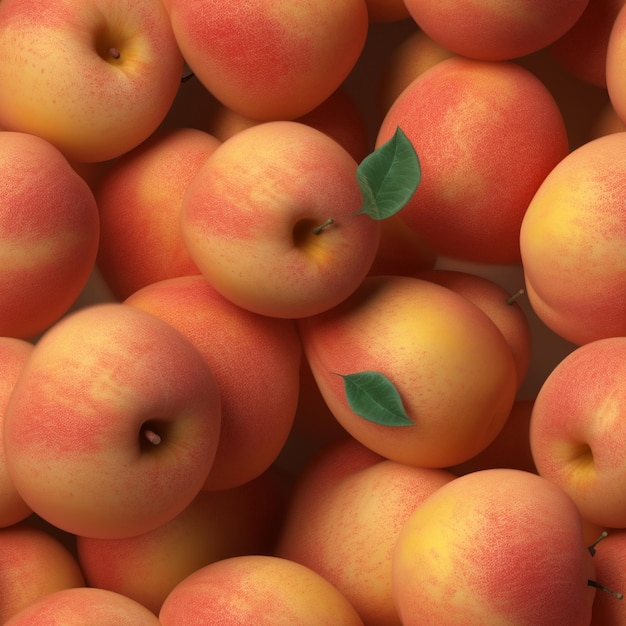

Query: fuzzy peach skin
297,275,518,468
530,337,626,529
392,469,597,626
180,121,381,319
95,128,220,300
403,0,589,61
0,131,100,339
549,0,626,88
418,269,532,390
163,0,368,121
0,338,33,527
0,523,86,624
3,303,222,539
276,446,455,626
607,2,626,125
4,587,161,626
519,132,626,345
76,468,289,616
159,555,365,625
376,57,569,264
125,275,301,490
0,0,183,163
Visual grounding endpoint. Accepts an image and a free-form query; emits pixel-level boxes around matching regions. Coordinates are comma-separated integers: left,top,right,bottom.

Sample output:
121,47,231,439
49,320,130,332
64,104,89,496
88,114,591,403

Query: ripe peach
0,522,85,624
0,131,100,339
606,2,626,125
392,469,596,625
530,337,626,529
125,275,301,490
181,121,380,319
520,132,626,345
276,446,455,625
402,0,590,61
377,57,569,264
95,127,220,300
418,268,532,389
159,555,365,625
3,303,222,539
4,587,161,626
298,275,518,468
164,0,368,121
76,468,289,615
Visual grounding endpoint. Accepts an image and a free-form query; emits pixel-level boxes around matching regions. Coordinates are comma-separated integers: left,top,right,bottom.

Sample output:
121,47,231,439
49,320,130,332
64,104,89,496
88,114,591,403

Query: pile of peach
1,0,626,624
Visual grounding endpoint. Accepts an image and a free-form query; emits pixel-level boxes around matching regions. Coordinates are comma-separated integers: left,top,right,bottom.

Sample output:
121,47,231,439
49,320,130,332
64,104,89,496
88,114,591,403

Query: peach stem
588,579,624,600
588,530,609,556
506,289,525,305
109,47,121,60
143,428,162,446
313,218,334,235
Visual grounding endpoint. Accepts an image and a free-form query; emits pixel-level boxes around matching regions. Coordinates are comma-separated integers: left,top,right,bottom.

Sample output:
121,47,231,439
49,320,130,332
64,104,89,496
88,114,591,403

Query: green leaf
356,126,421,220
338,371,413,427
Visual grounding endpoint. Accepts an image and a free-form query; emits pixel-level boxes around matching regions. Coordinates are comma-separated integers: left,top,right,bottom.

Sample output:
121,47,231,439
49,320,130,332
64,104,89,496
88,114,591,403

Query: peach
0,131,100,339
164,0,368,121
418,268,532,389
76,468,289,615
3,303,222,539
0,0,183,163
94,127,220,300
0,338,34,527
392,469,596,625
297,275,518,468
520,132,626,345
0,522,85,624
276,445,455,625
180,121,381,319
159,555,365,625
530,337,626,529
4,587,161,626
402,0,590,61
376,57,569,264
606,2,626,125
125,275,301,490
